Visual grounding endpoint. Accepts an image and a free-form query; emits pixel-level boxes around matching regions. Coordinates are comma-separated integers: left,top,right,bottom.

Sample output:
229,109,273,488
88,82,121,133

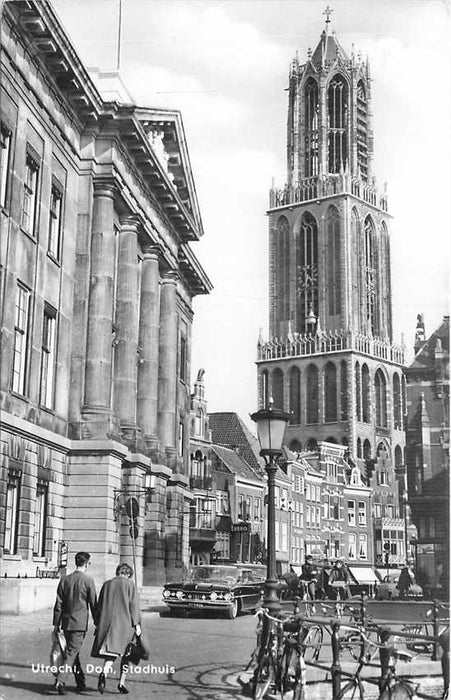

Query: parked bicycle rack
242,596,450,700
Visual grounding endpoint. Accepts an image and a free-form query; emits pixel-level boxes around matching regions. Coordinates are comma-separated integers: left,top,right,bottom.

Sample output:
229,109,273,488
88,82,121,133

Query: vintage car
375,573,423,600
162,564,266,618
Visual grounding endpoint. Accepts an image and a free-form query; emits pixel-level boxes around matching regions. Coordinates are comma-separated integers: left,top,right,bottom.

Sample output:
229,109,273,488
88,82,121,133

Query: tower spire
323,5,334,35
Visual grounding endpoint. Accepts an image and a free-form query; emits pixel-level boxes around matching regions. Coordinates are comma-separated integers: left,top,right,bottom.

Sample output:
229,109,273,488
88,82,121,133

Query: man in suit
53,551,97,695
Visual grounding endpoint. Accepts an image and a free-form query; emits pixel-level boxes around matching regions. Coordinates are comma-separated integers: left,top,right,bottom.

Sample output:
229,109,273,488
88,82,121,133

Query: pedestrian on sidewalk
52,551,98,695
397,561,415,599
91,562,145,695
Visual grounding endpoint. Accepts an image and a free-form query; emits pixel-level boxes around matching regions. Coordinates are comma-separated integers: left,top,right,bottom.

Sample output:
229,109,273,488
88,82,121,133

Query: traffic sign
125,497,139,519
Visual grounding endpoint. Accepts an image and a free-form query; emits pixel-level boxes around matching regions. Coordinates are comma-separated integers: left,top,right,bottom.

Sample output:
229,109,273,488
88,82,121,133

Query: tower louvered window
326,206,341,315
327,75,348,173
276,216,290,328
295,212,318,333
272,368,284,410
357,81,368,180
306,364,319,424
304,78,319,177
364,216,378,336
289,367,301,424
325,362,337,423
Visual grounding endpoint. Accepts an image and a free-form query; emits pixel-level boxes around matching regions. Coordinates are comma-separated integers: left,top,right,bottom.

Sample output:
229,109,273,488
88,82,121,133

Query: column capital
93,180,116,199
161,269,179,284
142,243,161,260
119,215,141,233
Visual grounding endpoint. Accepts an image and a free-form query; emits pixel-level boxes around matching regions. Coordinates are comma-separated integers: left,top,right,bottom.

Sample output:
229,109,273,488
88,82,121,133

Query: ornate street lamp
251,398,291,618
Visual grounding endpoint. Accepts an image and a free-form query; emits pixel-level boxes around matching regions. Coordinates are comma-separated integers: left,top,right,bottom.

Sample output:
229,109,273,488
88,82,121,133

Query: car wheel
226,599,239,619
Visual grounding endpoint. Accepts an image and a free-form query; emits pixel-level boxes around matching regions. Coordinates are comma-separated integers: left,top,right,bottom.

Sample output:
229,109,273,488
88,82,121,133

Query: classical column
83,183,116,417
157,271,178,453
114,216,140,434
137,246,161,444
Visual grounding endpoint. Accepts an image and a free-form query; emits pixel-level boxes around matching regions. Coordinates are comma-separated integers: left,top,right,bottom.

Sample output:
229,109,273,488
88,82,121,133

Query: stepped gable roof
311,30,349,67
211,445,264,484
208,412,265,476
409,316,450,370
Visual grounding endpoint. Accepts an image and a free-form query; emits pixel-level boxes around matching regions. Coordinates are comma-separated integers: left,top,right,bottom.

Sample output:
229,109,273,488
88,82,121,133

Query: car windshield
189,566,239,584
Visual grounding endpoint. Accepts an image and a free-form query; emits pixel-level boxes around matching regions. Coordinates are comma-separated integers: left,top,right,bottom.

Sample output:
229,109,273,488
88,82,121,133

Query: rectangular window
33,481,48,556
281,522,288,551
48,184,63,259
306,505,310,527
12,283,31,395
238,495,244,521
178,420,184,457
358,501,367,527
40,306,57,409
5,470,21,554
306,483,311,500
0,123,11,208
216,532,230,560
359,533,368,560
374,503,382,518
179,333,187,382
216,490,230,515
245,495,251,521
347,500,356,526
22,152,39,235
348,533,357,559
299,502,304,528
387,504,394,518
254,497,261,522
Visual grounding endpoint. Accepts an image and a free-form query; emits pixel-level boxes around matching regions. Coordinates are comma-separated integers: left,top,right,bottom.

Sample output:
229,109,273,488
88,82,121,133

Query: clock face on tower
296,264,318,296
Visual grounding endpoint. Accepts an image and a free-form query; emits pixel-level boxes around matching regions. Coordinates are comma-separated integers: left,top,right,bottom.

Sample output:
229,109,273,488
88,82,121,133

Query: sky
53,0,450,427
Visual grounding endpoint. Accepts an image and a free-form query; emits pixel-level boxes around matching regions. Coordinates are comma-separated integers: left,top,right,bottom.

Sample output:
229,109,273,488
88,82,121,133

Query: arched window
289,367,301,424
326,206,341,315
356,80,368,180
355,361,361,421
289,439,302,453
393,373,401,429
304,78,319,177
340,360,348,420
375,369,387,427
306,437,318,451
261,370,269,408
272,368,284,410
362,364,370,423
341,437,349,447
328,74,348,173
356,437,362,458
275,216,290,329
324,361,337,423
326,435,338,444
363,439,371,460
364,216,378,336
351,208,364,332
295,212,318,334
394,445,403,470
306,364,319,424
195,408,204,436
380,221,392,339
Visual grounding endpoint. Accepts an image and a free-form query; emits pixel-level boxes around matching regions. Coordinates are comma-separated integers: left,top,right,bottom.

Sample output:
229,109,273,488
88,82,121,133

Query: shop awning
349,567,378,585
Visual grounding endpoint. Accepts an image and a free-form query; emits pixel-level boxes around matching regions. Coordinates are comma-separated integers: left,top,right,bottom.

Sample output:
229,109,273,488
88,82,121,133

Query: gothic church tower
257,14,406,490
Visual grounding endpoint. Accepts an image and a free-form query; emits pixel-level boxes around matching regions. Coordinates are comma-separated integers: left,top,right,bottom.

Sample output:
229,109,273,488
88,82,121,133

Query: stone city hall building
0,1,212,611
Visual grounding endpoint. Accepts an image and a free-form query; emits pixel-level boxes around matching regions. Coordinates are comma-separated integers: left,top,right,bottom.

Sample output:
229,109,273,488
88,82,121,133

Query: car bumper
163,599,233,612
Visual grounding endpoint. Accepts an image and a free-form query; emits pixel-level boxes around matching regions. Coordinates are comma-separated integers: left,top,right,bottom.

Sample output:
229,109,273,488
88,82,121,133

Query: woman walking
91,563,142,694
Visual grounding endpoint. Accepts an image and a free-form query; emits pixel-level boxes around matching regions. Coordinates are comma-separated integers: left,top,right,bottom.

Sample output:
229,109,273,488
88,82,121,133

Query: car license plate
188,602,203,608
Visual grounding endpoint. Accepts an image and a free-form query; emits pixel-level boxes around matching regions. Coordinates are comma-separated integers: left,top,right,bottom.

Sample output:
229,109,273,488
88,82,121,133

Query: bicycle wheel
252,652,276,700
302,625,323,662
336,678,365,700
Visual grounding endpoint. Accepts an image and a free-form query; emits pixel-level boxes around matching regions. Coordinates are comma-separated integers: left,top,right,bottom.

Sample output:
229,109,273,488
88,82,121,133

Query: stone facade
0,0,211,608
405,315,449,593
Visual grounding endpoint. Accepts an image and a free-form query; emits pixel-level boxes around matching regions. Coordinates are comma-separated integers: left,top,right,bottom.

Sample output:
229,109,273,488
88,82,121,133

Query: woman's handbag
123,632,149,666
50,629,67,668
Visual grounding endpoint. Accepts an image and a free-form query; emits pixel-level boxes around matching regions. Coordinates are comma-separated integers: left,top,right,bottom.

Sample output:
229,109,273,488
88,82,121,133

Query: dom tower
257,15,408,565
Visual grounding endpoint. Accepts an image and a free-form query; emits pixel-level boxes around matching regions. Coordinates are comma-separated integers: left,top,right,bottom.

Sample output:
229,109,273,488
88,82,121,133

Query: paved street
0,602,446,700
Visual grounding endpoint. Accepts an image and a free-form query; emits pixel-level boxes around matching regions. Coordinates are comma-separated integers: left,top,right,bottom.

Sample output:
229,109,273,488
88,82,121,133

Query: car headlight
210,592,218,601
163,589,171,599
175,590,184,599
224,592,232,601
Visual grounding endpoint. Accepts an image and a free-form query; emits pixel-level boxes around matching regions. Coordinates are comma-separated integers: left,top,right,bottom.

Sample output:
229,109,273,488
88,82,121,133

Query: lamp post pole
264,455,281,616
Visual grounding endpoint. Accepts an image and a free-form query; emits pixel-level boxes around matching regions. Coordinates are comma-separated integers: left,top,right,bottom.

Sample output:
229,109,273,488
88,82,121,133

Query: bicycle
335,625,419,700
